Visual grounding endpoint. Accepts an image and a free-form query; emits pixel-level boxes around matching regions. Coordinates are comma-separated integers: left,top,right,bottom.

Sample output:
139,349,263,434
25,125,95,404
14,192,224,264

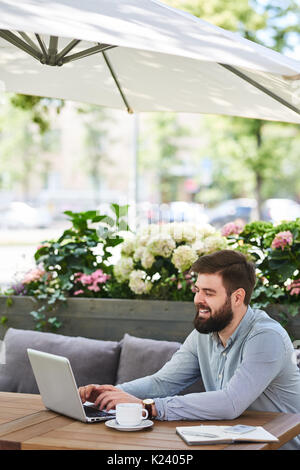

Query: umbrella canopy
0,0,300,123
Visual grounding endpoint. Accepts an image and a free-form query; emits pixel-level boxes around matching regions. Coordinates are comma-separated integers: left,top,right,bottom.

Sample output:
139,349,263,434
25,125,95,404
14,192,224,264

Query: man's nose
194,290,206,304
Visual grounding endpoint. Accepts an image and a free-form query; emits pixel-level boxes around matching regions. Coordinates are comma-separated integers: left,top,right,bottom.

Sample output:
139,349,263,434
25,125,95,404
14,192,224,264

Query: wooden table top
0,392,299,450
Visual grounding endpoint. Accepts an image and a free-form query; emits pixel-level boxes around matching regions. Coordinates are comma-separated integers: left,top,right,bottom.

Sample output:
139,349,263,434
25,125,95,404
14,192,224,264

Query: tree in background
78,105,114,206
140,113,189,203
9,94,64,134
0,99,60,200
198,116,300,215
168,0,266,32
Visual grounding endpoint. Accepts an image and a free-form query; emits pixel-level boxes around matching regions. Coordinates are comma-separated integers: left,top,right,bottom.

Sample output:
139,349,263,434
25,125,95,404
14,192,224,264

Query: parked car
261,198,300,223
207,198,257,228
0,202,52,229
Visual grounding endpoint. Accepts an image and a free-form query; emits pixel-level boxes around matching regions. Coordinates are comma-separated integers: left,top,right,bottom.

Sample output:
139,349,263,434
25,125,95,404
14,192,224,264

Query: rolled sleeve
117,331,201,399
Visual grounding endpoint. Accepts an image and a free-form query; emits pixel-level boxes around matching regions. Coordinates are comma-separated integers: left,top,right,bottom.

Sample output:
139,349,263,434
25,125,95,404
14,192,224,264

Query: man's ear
231,288,246,307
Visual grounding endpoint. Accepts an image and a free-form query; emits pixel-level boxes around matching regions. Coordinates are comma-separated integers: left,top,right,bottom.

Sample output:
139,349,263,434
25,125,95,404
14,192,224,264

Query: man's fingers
94,391,114,409
78,384,116,404
78,384,100,402
95,385,117,393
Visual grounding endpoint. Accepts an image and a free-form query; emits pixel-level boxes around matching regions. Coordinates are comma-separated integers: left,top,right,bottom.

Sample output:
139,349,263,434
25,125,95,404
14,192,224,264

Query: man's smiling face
193,272,234,334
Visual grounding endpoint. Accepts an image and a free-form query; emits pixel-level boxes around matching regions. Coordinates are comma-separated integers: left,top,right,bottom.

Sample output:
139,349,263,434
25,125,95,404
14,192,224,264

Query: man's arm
80,330,286,420
150,330,286,421
90,330,286,420
79,330,201,413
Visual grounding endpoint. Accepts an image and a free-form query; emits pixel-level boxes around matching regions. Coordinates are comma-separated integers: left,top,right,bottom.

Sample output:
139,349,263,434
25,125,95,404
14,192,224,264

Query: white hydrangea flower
162,222,197,244
120,237,136,256
147,234,176,258
136,235,149,247
141,250,155,269
133,246,145,262
113,256,134,282
203,234,228,254
197,224,216,238
171,245,198,272
136,224,160,247
191,240,205,255
129,270,152,295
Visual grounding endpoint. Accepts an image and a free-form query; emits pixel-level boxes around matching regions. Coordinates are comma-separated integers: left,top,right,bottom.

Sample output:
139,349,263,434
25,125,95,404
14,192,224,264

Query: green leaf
48,317,62,330
110,204,129,218
64,210,76,218
30,310,45,321
288,304,299,318
92,215,109,223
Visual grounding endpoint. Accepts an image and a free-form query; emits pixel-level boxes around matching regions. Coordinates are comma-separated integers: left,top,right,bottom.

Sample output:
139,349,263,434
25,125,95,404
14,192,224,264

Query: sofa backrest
0,328,121,393
0,328,204,395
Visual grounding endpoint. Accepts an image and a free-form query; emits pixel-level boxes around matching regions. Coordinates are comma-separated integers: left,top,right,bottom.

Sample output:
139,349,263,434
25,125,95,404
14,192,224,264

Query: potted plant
0,212,228,342
1,210,299,342
222,219,300,339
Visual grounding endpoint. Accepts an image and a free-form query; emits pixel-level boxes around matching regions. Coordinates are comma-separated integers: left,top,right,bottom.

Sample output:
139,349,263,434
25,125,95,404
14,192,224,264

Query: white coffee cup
115,403,148,426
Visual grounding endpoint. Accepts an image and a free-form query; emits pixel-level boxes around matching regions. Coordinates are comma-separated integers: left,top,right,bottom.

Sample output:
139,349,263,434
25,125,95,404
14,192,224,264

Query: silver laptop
27,348,115,423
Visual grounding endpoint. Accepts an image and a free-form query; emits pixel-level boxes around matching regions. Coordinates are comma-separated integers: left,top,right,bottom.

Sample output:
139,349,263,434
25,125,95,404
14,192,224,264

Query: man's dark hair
190,250,256,305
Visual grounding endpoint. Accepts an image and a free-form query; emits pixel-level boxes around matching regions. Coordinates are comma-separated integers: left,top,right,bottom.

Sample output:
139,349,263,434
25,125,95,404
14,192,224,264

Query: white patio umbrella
0,0,300,123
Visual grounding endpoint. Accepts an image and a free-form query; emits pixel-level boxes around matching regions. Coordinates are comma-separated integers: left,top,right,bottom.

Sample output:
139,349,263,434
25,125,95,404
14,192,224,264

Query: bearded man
79,250,300,449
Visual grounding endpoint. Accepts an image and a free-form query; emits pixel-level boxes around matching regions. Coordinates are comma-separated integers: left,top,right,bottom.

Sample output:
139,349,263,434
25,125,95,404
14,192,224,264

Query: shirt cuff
153,398,170,421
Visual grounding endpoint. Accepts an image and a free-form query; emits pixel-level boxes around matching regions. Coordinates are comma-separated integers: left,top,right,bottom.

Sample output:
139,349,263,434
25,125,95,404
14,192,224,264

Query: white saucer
105,419,153,432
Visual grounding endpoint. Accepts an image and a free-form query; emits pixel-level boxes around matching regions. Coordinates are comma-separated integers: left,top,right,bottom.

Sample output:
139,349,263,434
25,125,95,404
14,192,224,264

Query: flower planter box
0,296,196,343
0,296,299,342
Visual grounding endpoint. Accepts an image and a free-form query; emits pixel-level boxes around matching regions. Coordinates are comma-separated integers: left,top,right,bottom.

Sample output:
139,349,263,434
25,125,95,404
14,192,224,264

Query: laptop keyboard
83,405,112,418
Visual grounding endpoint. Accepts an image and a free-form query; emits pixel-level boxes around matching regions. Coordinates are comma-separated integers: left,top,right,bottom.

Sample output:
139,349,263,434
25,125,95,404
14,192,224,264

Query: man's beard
193,296,233,334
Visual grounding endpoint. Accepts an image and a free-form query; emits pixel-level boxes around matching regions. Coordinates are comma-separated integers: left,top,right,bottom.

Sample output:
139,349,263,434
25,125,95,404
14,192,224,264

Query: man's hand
78,384,142,412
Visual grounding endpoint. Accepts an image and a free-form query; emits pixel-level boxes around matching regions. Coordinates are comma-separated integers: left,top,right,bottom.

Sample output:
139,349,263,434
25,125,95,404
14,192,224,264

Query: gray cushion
0,328,121,394
115,333,204,394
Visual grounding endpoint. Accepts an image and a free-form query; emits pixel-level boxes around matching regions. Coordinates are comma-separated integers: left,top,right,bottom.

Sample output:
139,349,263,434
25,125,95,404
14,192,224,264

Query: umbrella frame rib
0,29,133,112
18,31,41,53
35,33,48,62
102,51,133,114
0,29,42,61
219,63,300,118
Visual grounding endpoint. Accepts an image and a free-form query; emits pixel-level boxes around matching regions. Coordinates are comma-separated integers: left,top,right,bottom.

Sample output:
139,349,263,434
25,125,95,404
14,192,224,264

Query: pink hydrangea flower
22,266,45,284
74,289,84,296
221,222,244,237
271,231,293,250
73,269,110,295
287,279,300,296
87,284,101,292
79,274,92,285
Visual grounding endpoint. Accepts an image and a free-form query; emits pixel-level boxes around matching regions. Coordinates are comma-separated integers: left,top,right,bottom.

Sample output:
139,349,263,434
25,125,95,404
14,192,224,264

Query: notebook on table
176,424,279,445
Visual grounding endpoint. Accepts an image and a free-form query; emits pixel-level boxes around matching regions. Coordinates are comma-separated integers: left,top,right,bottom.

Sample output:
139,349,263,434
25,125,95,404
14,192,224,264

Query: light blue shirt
118,307,300,450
